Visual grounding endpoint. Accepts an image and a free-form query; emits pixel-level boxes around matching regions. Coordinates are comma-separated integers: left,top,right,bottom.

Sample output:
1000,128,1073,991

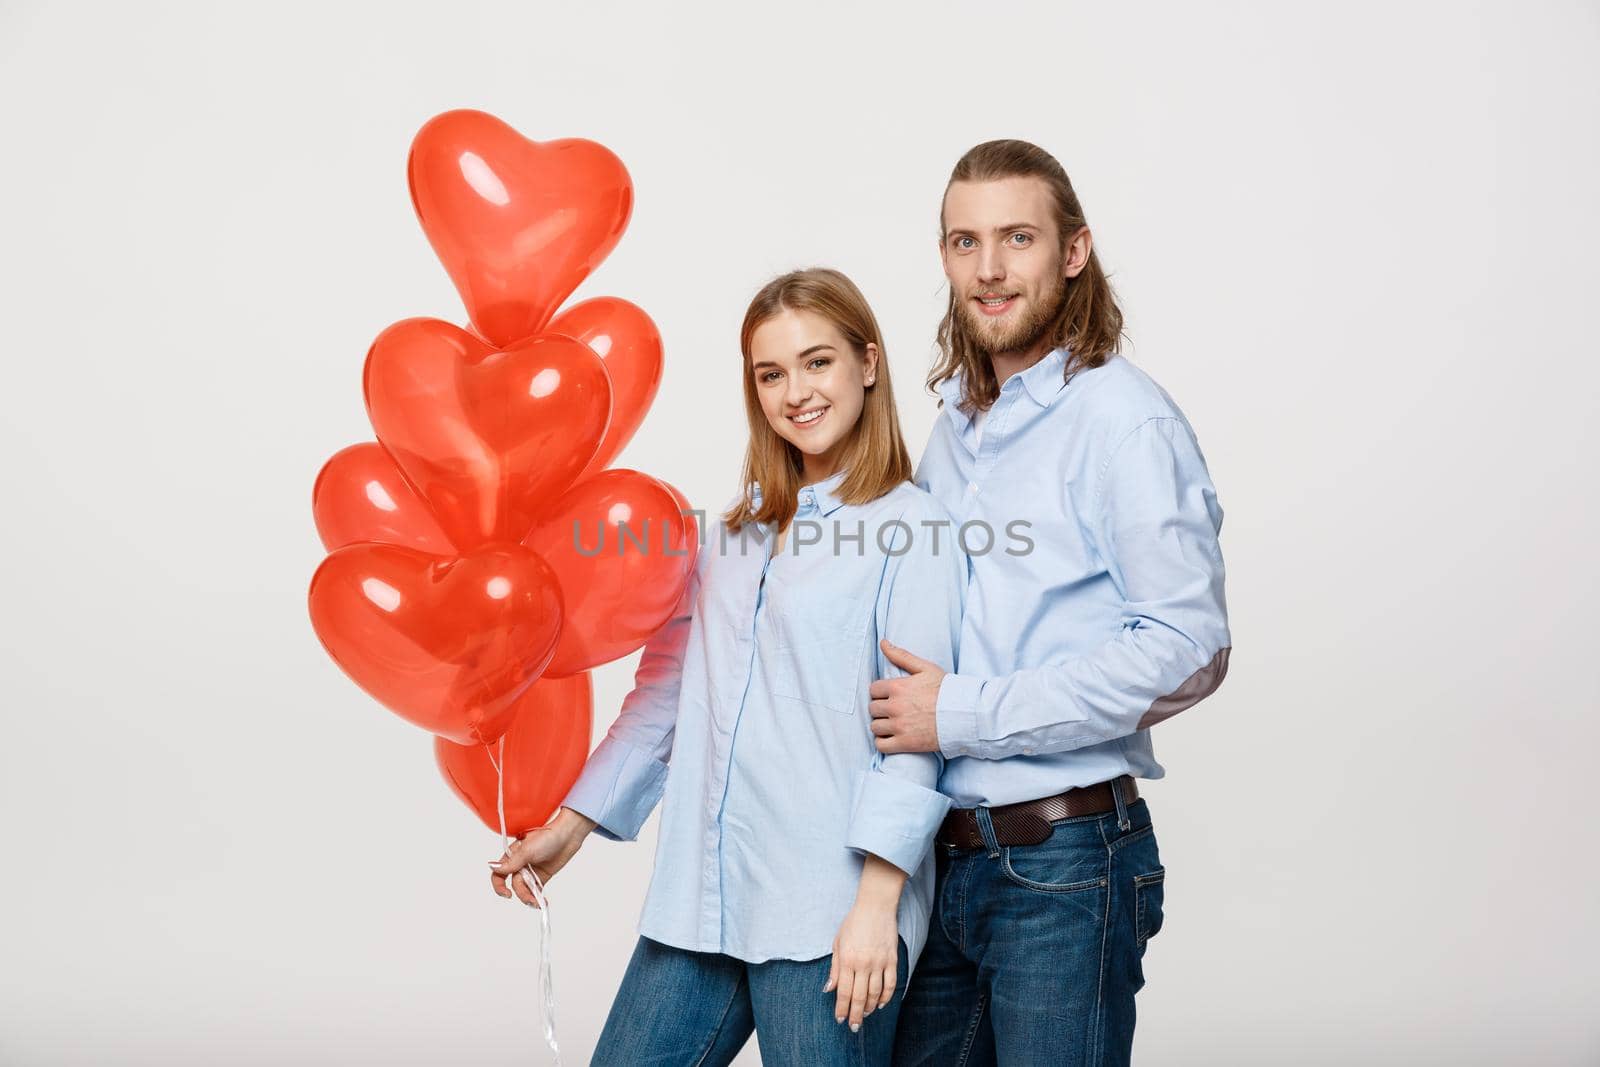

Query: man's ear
1063,226,1093,279
938,236,950,277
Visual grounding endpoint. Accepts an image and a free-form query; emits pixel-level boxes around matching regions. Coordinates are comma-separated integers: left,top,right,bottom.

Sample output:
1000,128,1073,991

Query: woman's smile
789,404,830,428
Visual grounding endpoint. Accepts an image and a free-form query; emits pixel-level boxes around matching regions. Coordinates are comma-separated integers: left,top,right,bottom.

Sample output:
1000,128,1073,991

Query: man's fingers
875,734,908,755
868,697,893,719
880,638,935,673
869,716,894,738
868,678,894,700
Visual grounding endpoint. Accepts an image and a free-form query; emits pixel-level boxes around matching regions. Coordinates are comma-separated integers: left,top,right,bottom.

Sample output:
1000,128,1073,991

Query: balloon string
487,740,563,1067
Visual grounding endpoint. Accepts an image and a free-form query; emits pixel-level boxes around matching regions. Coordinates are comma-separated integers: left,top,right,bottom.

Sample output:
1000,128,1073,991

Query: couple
490,139,1232,1066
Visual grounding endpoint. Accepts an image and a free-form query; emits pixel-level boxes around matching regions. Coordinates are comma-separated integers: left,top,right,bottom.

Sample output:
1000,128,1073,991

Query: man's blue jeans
592,934,911,1065
893,795,1166,1066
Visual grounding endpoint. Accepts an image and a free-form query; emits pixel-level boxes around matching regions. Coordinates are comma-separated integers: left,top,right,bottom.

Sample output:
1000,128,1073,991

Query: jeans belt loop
1112,774,1131,832
974,806,1002,858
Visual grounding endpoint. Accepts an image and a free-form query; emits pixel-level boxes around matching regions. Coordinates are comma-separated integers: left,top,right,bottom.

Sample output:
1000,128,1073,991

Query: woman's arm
490,537,707,904
844,500,965,872
829,498,967,1027
826,854,910,1029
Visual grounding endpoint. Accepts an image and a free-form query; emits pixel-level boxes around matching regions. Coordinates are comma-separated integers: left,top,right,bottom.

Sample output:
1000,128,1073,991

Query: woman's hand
824,856,905,1032
487,806,597,907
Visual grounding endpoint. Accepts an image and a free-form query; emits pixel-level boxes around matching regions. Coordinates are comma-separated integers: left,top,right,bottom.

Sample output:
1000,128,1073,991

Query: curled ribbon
487,741,563,1066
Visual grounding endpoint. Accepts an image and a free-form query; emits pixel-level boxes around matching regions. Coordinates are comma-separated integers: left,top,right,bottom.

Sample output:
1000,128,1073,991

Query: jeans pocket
999,828,1108,894
1133,868,1166,946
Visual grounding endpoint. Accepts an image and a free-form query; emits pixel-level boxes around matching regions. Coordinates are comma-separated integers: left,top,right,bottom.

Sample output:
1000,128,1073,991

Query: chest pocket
761,562,870,715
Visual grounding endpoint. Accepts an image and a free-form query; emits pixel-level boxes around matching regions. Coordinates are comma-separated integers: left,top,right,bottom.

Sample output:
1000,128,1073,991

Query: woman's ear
863,342,880,386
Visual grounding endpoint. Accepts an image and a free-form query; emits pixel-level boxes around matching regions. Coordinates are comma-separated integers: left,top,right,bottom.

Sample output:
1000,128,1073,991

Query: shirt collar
935,372,973,434
749,466,851,518
938,346,1074,428
1016,347,1072,407
796,467,850,517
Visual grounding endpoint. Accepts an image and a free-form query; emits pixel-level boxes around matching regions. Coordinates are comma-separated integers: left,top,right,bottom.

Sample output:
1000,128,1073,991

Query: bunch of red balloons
308,110,697,836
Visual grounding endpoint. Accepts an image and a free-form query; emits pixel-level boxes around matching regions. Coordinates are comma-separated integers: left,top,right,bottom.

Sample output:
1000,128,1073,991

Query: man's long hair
930,140,1126,413
723,268,913,534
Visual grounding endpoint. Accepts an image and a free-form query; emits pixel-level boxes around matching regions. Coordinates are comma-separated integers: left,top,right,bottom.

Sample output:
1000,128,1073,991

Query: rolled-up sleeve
561,548,703,842
845,503,964,874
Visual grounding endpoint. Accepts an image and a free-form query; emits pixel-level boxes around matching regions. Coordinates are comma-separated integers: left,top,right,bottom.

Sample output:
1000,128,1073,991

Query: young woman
489,268,966,1065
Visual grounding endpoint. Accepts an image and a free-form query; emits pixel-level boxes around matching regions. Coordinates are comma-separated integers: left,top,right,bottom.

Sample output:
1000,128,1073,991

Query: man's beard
955,272,1068,358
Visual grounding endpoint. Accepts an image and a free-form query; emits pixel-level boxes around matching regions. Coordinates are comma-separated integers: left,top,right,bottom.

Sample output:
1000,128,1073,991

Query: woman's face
749,309,879,478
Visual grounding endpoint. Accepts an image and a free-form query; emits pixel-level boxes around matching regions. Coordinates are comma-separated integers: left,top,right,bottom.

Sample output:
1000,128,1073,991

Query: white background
3,2,1597,1064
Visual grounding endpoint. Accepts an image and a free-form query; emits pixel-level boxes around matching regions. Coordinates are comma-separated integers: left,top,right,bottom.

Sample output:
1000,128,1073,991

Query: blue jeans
593,934,911,1066
893,795,1166,1066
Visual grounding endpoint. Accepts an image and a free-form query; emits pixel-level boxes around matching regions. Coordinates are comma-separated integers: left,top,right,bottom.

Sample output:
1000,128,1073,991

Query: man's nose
976,247,1006,285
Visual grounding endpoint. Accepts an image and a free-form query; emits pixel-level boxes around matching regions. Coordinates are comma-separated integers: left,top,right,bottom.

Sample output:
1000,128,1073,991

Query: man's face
940,176,1074,357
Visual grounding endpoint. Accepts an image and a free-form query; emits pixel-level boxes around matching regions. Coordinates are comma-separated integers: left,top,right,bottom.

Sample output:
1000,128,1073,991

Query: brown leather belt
936,776,1140,849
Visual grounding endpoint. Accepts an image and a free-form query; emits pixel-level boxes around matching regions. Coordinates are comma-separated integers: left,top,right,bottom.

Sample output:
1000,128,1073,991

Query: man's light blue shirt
916,349,1232,807
561,473,966,975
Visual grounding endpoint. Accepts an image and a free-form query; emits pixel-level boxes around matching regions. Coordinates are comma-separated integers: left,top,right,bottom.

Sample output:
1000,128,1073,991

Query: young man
870,140,1232,1065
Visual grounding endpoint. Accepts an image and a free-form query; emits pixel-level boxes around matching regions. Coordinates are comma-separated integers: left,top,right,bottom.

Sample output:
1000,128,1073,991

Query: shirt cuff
936,673,984,758
843,769,953,876
560,734,670,842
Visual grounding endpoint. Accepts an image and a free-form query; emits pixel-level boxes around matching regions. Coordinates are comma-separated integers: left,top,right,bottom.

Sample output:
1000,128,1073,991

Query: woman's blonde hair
723,268,912,533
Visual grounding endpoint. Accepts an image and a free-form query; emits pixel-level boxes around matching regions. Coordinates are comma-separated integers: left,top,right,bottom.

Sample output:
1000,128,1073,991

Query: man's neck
989,337,1055,389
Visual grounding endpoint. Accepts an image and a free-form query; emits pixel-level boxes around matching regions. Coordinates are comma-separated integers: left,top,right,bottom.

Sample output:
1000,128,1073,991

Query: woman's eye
760,371,781,383
809,357,831,370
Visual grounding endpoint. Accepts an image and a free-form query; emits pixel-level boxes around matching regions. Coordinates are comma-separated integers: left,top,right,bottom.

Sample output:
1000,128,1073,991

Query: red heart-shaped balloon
308,542,564,745
364,317,613,549
312,442,455,555
435,672,593,837
550,297,665,482
524,470,698,677
409,109,633,347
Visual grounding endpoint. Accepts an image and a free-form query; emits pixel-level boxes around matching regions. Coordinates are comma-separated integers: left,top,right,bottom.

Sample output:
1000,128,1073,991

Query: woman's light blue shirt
561,470,965,976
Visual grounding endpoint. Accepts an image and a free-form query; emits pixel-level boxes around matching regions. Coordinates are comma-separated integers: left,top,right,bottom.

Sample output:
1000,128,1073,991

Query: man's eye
1010,233,1031,245
953,236,974,250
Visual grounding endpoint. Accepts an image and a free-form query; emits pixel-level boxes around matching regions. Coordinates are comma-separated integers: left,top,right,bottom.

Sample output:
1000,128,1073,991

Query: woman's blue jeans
592,934,911,1065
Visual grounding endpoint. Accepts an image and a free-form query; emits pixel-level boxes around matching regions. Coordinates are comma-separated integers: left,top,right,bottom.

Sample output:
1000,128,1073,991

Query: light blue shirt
916,349,1232,807
561,473,965,975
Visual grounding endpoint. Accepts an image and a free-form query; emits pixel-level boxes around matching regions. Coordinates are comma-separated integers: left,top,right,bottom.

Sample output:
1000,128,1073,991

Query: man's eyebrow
946,223,1044,239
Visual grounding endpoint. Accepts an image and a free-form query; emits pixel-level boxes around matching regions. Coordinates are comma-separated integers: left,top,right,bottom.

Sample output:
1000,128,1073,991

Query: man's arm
935,416,1230,759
